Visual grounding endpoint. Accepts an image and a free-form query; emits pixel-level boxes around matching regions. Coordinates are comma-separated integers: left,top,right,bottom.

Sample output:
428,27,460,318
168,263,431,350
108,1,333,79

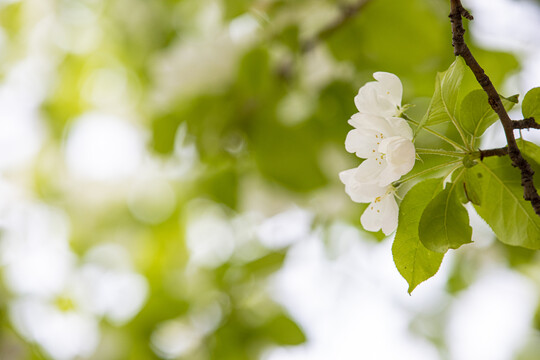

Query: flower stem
416,148,465,158
404,116,467,151
394,159,462,187
450,117,470,151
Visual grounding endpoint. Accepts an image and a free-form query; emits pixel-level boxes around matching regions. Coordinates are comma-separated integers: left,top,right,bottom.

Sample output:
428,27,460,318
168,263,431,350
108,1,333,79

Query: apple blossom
340,72,415,235
354,72,403,117
361,189,399,235
339,169,398,235
345,113,415,186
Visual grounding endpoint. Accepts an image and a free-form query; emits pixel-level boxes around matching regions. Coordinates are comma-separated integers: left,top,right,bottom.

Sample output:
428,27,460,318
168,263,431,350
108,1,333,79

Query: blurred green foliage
0,0,537,359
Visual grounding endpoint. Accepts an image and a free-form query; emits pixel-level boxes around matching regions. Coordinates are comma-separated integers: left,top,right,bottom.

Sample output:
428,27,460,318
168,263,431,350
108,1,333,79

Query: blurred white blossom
1,202,148,360
64,112,147,182
10,298,100,360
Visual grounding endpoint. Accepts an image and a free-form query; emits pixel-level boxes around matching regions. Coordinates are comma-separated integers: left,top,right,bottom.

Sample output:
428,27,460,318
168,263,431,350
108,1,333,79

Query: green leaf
459,89,517,139
261,314,306,345
504,94,520,104
519,139,540,174
277,25,300,52
522,87,540,121
463,169,482,205
392,178,445,293
469,157,540,249
416,57,465,133
418,172,473,253
244,252,286,275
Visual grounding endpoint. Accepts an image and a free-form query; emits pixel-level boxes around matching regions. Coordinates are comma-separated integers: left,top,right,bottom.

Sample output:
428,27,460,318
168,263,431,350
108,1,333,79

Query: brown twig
301,0,372,53
512,118,540,130
449,0,540,216
479,146,508,160
278,0,372,79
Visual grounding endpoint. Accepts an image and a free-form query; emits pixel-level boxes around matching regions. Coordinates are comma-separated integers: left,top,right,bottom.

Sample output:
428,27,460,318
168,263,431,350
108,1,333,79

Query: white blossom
339,169,398,235
9,298,100,360
345,113,415,186
0,201,149,360
340,72,414,235
7,241,149,360
354,72,403,117
360,189,399,235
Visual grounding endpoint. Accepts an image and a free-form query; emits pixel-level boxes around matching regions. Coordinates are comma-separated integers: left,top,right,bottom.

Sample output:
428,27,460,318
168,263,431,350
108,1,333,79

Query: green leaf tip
522,87,540,122
416,57,465,134
392,178,446,294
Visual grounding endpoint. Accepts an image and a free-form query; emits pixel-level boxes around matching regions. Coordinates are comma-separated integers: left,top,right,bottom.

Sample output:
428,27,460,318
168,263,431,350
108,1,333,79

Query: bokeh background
2,0,540,359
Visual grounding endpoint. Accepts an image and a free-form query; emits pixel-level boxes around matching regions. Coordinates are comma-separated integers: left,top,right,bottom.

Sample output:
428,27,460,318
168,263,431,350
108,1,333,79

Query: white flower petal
354,72,402,117
387,116,413,140
349,113,390,132
361,203,383,233
353,157,387,185
380,136,416,178
373,72,403,108
377,167,404,187
360,192,398,235
348,113,363,128
354,84,380,115
348,112,388,129
349,114,412,144
380,195,399,235
338,168,355,184
339,168,386,203
344,130,379,158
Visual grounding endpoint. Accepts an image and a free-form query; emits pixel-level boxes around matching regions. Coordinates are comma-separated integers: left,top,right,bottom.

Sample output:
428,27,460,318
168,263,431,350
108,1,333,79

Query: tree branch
479,146,508,160
449,0,540,216
278,0,372,79
301,0,372,53
513,118,540,130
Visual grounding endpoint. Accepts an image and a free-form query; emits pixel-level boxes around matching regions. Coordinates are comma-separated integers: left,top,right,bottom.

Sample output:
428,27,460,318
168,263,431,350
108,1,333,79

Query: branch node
479,146,508,161
460,7,474,20
513,118,540,130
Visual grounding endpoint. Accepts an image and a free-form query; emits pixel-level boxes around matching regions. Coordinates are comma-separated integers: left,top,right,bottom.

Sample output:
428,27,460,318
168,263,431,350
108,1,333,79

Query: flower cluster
340,73,416,235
